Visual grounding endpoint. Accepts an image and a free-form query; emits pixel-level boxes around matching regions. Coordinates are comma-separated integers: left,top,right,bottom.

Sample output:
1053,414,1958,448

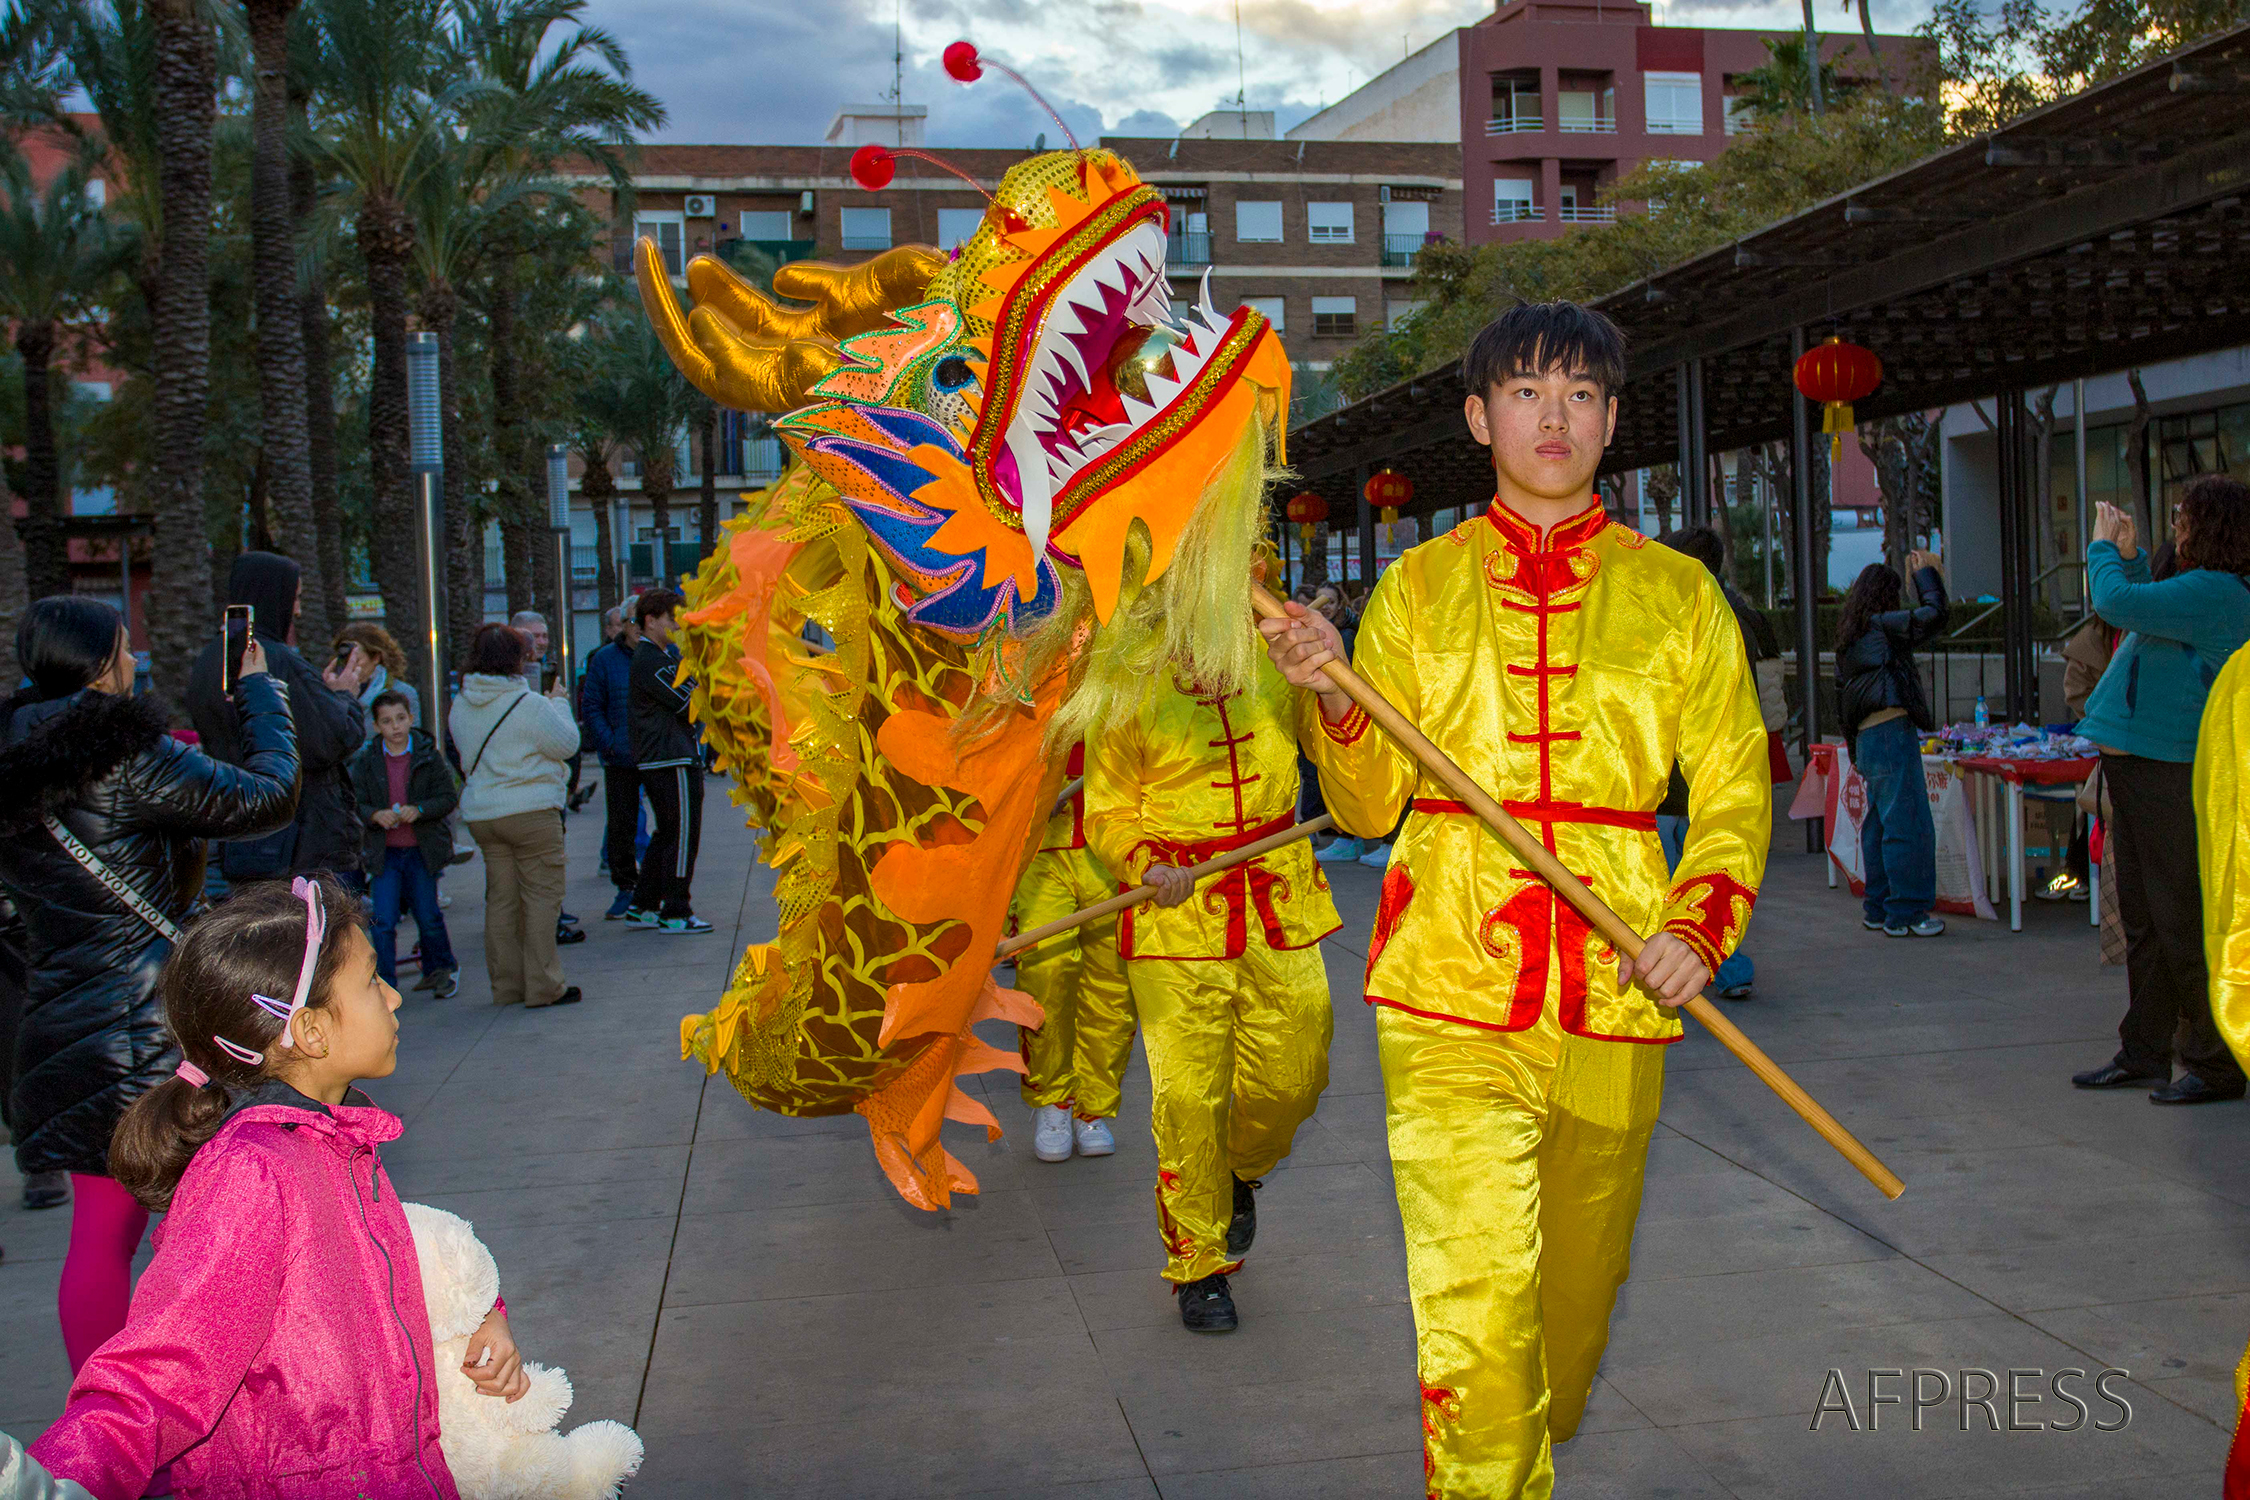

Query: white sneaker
1032,1105,1073,1162
1073,1117,1115,1157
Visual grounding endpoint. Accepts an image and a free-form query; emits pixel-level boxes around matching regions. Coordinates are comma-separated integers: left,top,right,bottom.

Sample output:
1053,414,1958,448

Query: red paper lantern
1285,491,1328,547
943,41,983,82
1793,336,1883,459
849,144,895,191
1363,469,1413,523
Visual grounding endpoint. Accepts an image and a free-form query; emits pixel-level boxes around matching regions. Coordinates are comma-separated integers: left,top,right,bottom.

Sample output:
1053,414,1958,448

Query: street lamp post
547,443,575,691
405,331,447,739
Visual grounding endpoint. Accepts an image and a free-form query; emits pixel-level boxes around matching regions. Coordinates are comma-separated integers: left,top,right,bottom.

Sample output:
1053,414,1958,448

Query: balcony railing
1490,202,1543,225
1557,117,1617,133
1556,205,1616,223
1167,229,1212,266
1380,233,1430,268
839,234,892,251
1483,114,1543,135
738,436,784,477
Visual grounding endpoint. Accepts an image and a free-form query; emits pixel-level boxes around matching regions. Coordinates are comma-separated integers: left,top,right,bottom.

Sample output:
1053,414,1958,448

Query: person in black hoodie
186,551,370,885
1835,551,1951,939
0,595,298,1370
626,589,710,934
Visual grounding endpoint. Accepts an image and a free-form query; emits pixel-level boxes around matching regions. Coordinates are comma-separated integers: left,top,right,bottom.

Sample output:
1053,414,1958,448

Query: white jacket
449,674,581,823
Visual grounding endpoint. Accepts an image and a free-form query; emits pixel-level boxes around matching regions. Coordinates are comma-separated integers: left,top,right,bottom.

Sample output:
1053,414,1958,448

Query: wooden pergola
1286,19,2250,743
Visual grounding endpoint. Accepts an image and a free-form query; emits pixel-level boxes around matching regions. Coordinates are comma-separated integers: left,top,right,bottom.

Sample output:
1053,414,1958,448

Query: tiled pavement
2,782,2243,1497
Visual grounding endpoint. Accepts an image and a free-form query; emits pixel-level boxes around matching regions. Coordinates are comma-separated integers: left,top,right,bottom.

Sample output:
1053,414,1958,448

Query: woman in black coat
0,596,298,1371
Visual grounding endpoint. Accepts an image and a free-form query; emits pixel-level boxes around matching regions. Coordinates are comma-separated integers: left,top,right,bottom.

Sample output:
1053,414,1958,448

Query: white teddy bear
403,1202,644,1500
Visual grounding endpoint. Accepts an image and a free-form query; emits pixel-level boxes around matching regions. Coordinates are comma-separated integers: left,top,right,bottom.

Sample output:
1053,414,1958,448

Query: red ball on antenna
943,40,983,82
849,143,895,190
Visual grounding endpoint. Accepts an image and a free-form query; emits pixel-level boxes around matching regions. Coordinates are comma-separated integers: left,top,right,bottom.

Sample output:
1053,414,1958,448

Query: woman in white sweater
449,623,583,1008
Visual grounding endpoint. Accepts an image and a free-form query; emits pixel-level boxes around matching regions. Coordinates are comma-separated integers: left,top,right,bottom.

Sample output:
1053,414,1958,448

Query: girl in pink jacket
32,877,532,1500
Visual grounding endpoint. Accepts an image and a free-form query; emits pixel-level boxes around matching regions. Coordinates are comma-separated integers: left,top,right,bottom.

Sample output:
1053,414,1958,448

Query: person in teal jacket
2072,474,2250,1104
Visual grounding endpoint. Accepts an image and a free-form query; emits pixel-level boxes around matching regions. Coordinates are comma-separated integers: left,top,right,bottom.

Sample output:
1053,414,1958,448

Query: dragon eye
933,355,977,392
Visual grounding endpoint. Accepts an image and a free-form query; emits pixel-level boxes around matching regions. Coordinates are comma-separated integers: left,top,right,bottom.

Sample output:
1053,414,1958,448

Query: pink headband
175,1059,209,1087
240,877,327,1062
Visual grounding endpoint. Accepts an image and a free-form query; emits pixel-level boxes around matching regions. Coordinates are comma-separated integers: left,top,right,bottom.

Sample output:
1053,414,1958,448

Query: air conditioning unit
798,189,815,216
683,194,717,218
1379,186,1392,203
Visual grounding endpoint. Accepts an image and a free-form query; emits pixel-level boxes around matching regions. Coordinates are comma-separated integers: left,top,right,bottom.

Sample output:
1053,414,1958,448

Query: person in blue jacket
2071,475,2250,1105
578,605,643,920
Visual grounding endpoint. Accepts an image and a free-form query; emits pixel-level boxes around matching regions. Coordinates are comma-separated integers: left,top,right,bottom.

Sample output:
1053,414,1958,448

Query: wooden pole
1049,777,1084,821
996,815,1333,959
1250,582,1905,1201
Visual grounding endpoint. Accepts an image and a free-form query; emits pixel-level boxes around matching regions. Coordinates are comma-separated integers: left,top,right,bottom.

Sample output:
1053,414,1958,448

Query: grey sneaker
1885,916,1946,938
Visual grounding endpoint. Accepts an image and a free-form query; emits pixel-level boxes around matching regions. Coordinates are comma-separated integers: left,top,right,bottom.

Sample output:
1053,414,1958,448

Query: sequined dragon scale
639,146,1292,1208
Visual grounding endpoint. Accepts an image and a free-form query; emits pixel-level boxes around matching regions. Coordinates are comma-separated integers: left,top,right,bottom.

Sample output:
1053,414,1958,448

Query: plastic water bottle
1974,694,1989,729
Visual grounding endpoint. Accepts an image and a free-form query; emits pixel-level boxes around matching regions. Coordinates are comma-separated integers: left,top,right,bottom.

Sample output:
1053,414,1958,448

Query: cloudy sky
582,0,1938,147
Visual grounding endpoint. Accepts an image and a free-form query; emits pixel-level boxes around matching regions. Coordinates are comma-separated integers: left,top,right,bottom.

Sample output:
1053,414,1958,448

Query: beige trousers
469,809,568,1007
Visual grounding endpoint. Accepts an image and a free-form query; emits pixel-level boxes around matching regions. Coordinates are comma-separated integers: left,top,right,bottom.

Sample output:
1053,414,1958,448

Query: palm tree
443,0,660,619
290,55,347,631
145,0,218,696
0,140,117,599
303,0,468,687
242,0,326,644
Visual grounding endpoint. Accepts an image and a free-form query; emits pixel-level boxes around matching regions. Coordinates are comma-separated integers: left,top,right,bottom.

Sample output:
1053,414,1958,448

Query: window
936,207,984,249
1385,299,1427,330
1381,199,1430,265
1234,199,1283,243
1492,177,1538,224
635,213,684,275
1307,202,1354,243
1644,71,1704,134
1558,82,1615,132
1239,295,1286,332
1489,70,1541,133
839,206,891,250
1311,296,1356,338
1724,95,1756,135
740,209,793,239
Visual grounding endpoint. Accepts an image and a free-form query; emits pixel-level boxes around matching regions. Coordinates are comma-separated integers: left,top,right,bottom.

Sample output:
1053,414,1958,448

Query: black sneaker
21,1171,68,1211
1176,1272,1238,1333
556,925,587,946
1226,1175,1260,1256
431,969,459,1000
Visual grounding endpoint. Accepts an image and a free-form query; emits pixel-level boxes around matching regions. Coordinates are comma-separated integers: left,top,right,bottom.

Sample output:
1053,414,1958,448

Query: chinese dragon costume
634,66,1291,1211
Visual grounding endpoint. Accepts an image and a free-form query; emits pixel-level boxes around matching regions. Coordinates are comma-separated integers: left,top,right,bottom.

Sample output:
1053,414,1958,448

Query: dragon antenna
850,143,993,204
943,41,1080,151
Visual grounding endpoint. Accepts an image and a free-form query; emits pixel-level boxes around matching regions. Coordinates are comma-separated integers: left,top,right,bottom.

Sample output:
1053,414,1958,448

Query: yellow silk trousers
1378,1003,1666,1500
1131,941,1333,1283
1011,847,1135,1118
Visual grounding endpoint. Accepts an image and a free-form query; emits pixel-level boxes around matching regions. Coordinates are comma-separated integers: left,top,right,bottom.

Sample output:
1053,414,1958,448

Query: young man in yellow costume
1261,302,1770,1498
2193,642,2250,1498
1010,741,1134,1162
1083,652,1340,1333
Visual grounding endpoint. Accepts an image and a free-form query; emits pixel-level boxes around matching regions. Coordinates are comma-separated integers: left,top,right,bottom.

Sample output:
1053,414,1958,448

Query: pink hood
31,1085,459,1500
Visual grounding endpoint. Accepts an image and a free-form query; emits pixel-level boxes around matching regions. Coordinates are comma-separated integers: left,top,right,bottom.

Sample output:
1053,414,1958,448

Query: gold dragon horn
634,236,948,415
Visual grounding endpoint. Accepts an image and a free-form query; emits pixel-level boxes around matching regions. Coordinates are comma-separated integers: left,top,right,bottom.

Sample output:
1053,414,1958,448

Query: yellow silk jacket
2197,644,2250,1071
1302,501,1770,1042
1086,654,1341,961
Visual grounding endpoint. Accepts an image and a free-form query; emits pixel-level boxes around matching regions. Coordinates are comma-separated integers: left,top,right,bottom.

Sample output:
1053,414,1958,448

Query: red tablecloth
1950,754,2098,787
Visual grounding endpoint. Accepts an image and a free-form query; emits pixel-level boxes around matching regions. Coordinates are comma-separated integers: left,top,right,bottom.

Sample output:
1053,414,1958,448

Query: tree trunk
147,0,216,697
420,283,480,671
361,196,424,683
485,256,537,618
499,517,535,616
291,83,348,630
0,476,27,650
1800,0,1824,113
1709,452,1738,583
584,454,618,611
1856,0,1894,96
644,450,674,588
698,401,718,564
15,325,67,601
246,0,323,646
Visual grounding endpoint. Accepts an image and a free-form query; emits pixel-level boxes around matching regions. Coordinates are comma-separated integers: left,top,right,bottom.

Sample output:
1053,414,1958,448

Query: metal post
1995,391,2037,724
546,444,575,691
1792,327,1822,853
2073,377,2089,610
1687,358,1709,527
405,331,446,738
1761,463,1776,607
118,528,131,643
1356,469,1376,587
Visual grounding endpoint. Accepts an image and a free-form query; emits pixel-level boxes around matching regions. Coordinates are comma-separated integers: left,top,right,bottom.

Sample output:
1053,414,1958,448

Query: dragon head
637,145,1290,648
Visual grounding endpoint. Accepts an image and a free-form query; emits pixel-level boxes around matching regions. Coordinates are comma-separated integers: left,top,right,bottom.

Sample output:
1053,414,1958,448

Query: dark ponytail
109,877,368,1212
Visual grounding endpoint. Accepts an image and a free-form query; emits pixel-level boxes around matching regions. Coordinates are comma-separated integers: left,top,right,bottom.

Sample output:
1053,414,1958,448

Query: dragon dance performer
1010,741,1134,1163
2195,642,2250,1500
1084,651,1339,1334
1262,302,1770,1497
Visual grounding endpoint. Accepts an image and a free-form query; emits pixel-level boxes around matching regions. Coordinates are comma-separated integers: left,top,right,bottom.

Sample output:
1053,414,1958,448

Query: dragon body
640,146,1289,1208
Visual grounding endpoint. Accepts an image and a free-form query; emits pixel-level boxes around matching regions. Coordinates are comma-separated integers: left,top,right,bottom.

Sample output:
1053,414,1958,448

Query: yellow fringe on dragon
640,142,1292,1209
